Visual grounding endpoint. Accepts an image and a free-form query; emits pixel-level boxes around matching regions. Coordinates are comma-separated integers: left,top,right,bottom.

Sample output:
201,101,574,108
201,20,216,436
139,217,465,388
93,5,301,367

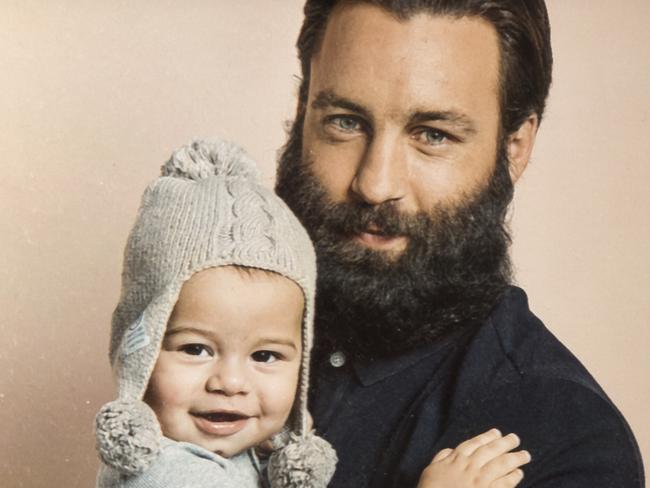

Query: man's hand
417,429,531,488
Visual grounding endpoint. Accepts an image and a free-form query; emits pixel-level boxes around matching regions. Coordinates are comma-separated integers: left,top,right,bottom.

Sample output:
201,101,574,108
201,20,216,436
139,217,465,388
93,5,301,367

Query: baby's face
144,266,303,457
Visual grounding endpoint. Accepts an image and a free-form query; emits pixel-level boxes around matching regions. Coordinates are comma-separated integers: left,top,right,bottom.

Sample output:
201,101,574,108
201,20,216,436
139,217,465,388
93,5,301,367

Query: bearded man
275,0,644,487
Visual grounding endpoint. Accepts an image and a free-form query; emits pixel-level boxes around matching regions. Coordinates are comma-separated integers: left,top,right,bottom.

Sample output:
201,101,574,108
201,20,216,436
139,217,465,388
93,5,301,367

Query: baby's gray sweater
97,438,261,488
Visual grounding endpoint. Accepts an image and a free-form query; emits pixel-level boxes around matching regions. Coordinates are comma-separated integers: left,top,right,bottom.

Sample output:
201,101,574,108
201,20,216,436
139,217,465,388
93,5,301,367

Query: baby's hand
417,429,531,488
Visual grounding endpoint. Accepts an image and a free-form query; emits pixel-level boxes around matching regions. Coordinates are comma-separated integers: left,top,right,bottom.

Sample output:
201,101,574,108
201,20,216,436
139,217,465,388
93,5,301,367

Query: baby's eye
251,350,280,363
179,344,213,357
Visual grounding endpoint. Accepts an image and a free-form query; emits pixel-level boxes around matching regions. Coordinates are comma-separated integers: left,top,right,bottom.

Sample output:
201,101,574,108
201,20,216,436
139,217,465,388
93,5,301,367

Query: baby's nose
205,359,249,396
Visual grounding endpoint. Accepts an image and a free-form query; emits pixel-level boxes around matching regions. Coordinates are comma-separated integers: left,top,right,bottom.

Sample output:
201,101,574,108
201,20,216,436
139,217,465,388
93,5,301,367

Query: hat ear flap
95,399,162,475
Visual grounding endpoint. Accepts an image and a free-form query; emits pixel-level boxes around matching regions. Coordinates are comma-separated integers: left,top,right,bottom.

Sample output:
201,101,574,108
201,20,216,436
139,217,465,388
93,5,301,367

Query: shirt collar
350,329,467,386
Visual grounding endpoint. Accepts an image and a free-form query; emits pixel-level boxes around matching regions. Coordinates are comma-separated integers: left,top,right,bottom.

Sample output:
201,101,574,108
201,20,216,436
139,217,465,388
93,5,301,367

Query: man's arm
440,376,644,487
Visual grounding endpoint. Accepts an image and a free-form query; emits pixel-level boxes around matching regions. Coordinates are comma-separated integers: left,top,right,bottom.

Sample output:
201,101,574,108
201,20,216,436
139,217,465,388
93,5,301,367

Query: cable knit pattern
232,189,275,259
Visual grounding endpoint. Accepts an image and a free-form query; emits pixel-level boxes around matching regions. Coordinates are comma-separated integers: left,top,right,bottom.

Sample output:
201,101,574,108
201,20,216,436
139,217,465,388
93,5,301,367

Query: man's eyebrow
311,90,372,120
409,110,478,136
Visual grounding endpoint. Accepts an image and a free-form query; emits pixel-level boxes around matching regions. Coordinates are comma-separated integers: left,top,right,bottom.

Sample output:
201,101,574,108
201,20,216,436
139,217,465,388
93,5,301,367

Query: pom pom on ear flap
267,431,338,488
95,399,162,476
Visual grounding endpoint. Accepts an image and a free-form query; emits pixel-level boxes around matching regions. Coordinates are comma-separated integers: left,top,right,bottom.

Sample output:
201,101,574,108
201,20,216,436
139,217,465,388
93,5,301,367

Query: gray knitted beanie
95,139,336,487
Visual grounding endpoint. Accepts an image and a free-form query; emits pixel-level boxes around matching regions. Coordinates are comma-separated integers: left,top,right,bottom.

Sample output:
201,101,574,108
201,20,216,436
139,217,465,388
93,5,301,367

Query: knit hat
95,139,336,487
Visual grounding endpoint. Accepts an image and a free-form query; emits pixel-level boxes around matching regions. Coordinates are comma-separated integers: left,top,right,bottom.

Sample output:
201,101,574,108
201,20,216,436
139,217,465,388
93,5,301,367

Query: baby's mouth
192,411,249,422
190,410,252,436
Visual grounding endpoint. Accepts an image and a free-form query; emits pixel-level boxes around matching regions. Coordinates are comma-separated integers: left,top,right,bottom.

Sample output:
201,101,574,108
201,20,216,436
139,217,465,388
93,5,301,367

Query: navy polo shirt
310,287,644,487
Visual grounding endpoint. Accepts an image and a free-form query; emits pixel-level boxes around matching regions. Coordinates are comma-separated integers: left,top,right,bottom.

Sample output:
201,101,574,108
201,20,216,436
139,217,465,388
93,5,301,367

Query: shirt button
329,351,346,368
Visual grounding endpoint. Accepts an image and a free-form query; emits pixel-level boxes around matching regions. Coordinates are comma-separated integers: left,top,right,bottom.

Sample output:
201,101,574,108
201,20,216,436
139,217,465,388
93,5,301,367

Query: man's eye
251,350,280,363
415,128,449,146
327,115,361,132
179,344,213,357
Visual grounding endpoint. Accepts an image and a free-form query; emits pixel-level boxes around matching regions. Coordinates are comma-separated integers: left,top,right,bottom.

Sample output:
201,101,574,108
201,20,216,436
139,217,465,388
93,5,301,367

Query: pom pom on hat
267,432,338,488
161,139,260,182
95,399,162,476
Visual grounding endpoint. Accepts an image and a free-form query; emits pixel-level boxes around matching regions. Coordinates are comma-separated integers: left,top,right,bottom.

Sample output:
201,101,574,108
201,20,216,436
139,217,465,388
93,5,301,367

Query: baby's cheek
146,367,192,409
258,374,299,419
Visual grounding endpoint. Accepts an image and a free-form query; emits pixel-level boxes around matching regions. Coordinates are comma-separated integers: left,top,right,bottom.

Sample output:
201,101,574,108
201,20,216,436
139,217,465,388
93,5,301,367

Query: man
276,0,644,487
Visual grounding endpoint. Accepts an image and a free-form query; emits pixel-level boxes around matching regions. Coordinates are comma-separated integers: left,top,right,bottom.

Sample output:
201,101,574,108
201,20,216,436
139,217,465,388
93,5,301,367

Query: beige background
1,1,648,486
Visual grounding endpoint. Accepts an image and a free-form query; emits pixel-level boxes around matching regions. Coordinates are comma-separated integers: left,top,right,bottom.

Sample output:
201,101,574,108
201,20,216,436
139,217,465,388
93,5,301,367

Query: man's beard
276,116,514,360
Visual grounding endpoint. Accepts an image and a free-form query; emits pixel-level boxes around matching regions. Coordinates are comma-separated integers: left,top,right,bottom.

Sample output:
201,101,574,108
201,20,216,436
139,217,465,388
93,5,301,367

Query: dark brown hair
295,0,552,134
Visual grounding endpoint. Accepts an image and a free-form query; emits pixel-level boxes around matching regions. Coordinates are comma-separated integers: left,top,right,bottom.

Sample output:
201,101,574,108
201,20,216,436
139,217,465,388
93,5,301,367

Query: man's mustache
320,200,429,238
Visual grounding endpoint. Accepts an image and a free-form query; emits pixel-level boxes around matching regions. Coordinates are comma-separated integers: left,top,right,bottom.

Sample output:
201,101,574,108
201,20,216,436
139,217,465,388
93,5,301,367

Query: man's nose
205,358,249,396
350,133,407,205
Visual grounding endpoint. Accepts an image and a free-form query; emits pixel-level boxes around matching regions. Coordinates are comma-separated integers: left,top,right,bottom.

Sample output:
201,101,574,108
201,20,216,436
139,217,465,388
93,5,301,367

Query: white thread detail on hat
121,314,150,356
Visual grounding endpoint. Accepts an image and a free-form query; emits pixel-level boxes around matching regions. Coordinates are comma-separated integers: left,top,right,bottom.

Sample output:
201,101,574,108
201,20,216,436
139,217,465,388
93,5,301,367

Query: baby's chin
163,433,247,458
160,417,279,459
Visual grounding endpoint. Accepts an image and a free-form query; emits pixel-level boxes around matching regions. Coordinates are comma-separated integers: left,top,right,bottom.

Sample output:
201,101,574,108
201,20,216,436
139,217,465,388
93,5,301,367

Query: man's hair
296,0,553,135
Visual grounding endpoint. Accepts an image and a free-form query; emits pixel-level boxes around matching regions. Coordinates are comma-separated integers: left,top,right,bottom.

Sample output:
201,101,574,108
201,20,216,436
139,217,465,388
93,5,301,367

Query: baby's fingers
453,428,502,457
432,447,453,462
470,433,521,467
490,468,525,488
482,451,531,481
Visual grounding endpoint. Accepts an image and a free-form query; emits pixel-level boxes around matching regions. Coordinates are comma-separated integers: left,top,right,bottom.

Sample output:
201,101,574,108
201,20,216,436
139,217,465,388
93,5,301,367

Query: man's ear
506,114,539,183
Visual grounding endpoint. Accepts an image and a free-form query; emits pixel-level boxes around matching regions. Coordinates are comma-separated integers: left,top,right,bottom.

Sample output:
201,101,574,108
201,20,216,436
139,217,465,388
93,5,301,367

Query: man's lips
190,410,252,436
355,226,408,251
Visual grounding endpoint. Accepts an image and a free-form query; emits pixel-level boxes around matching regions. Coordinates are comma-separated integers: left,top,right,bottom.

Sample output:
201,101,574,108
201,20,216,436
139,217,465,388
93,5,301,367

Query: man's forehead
315,4,499,74
319,3,498,52
309,2,501,123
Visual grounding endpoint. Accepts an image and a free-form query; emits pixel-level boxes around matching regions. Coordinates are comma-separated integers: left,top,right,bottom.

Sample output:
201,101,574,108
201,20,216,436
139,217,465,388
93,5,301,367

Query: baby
94,139,529,487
